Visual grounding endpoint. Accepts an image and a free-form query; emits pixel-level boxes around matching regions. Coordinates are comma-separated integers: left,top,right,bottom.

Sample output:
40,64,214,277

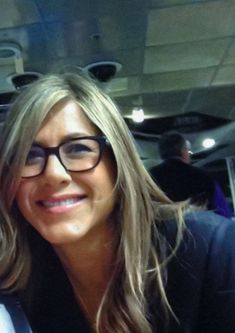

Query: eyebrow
33,132,95,146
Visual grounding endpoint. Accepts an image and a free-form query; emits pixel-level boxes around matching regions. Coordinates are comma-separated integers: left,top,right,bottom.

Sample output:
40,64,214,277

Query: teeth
42,198,78,208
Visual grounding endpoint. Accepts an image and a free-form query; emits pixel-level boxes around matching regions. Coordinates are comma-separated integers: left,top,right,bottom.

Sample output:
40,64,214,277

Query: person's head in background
0,71,183,333
159,131,191,164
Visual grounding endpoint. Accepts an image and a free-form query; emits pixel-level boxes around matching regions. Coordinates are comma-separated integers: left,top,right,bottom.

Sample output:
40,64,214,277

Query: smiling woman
16,99,116,246
0,72,235,333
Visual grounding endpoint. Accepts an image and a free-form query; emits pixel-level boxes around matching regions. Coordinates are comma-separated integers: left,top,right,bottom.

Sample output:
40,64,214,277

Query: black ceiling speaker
11,72,41,90
84,61,122,82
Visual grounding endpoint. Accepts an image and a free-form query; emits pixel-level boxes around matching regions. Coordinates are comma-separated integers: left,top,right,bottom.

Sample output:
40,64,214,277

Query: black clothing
150,158,230,216
150,158,214,206
17,211,235,333
0,294,32,332
0,211,229,333
159,211,235,332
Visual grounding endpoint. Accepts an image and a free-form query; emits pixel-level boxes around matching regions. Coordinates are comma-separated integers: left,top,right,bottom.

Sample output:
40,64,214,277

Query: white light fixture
132,107,145,123
0,42,24,72
202,138,215,149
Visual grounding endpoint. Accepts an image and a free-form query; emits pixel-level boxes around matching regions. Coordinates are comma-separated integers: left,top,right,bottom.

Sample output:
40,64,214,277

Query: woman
0,72,234,333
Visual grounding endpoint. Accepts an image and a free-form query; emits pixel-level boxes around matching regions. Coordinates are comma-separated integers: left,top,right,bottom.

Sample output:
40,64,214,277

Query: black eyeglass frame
22,135,109,178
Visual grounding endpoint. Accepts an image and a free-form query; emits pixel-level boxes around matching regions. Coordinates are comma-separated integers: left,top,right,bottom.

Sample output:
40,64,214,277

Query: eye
62,139,99,159
66,142,91,153
25,146,45,165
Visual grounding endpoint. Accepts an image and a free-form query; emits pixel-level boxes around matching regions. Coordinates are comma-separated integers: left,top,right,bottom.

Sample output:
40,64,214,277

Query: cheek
97,163,116,196
15,182,34,219
96,166,117,211
77,161,117,211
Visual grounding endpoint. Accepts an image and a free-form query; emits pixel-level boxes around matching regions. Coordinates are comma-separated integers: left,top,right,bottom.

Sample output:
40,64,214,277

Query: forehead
36,100,99,144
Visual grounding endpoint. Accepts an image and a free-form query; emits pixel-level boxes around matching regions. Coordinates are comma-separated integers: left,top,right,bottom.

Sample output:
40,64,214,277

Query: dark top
8,211,235,332
150,158,232,217
158,211,235,332
0,294,32,332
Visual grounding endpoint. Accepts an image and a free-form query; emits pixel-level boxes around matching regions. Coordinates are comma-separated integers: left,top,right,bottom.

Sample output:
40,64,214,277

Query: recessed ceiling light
202,138,215,148
132,107,145,123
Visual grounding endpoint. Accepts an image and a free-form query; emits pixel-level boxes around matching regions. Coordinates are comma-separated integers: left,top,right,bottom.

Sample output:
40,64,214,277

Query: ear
181,146,191,164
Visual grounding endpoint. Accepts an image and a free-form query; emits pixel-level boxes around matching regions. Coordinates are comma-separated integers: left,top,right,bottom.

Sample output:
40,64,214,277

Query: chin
41,223,92,246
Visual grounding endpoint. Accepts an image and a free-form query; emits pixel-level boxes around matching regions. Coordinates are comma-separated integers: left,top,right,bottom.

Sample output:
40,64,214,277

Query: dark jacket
150,158,232,217
2,212,235,333
0,294,32,332
159,211,235,332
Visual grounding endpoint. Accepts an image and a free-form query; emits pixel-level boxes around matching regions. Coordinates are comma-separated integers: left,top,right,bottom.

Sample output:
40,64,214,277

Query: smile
41,198,80,208
38,195,87,212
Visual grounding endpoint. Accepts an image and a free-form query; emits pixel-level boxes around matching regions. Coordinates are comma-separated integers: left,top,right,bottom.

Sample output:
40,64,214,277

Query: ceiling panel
187,86,235,117
110,76,141,99
139,68,214,95
146,1,235,46
36,0,147,22
0,0,40,28
213,65,235,86
45,20,92,59
35,0,101,22
150,0,207,7
144,38,230,74
223,40,235,65
151,67,214,91
100,14,146,52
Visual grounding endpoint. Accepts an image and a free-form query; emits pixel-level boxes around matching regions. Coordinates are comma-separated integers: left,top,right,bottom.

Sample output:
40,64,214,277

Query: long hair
0,72,185,333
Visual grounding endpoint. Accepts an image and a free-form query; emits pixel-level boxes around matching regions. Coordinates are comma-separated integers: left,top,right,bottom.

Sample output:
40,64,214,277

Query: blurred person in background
150,131,232,218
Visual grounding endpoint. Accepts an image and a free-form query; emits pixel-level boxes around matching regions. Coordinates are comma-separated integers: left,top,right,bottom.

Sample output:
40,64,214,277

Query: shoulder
162,211,235,332
0,294,32,333
185,209,233,231
184,210,235,247
0,295,16,333
150,159,180,177
150,162,165,173
184,211,235,282
190,164,210,175
168,210,235,271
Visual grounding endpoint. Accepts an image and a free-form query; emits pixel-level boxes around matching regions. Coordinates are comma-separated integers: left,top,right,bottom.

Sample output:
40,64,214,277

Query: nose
43,154,72,185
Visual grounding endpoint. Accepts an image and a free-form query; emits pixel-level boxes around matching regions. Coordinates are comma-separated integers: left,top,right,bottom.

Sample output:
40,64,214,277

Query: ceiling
1,0,235,167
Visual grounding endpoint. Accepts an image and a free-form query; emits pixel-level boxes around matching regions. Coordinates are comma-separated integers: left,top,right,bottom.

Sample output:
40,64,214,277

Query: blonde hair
0,72,185,332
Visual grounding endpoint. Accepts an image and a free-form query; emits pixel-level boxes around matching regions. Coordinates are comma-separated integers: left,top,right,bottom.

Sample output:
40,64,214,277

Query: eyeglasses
22,136,108,178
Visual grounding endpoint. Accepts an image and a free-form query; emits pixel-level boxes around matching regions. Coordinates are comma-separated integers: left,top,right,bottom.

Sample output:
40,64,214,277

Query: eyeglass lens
22,138,102,178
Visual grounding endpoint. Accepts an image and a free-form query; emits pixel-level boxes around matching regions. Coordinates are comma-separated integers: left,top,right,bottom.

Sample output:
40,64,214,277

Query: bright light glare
202,138,215,149
132,107,144,123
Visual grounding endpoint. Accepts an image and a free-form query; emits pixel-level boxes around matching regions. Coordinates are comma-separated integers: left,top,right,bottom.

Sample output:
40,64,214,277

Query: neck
52,223,117,323
53,222,116,283
168,156,189,164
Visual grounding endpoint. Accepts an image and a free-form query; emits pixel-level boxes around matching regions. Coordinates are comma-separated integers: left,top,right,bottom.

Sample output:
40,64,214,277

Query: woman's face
16,100,117,245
